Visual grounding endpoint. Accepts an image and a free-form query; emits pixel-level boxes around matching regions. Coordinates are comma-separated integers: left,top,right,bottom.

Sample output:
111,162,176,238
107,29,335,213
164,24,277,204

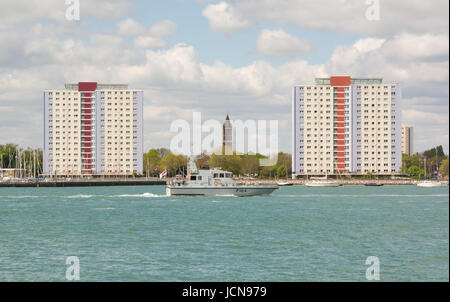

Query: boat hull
166,185,279,197
277,183,294,186
417,182,443,188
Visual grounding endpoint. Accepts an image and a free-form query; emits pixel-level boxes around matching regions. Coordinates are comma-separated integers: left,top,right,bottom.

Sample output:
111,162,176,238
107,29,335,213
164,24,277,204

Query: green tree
439,157,449,177
208,154,242,175
143,149,162,176
276,165,287,178
260,165,277,179
423,145,445,159
276,152,292,176
408,165,422,178
402,154,420,172
240,155,259,176
160,153,187,177
195,152,211,169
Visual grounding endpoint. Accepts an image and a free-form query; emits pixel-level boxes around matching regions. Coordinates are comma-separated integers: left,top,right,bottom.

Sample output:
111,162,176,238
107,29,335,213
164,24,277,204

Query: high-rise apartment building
43,82,143,177
292,76,402,178
402,126,413,156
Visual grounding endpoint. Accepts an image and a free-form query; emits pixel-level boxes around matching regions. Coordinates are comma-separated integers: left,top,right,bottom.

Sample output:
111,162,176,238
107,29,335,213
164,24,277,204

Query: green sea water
0,185,448,281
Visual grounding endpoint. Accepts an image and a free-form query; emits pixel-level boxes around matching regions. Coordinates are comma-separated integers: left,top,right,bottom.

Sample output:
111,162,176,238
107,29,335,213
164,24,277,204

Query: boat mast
435,147,438,178
34,150,37,178
424,156,427,179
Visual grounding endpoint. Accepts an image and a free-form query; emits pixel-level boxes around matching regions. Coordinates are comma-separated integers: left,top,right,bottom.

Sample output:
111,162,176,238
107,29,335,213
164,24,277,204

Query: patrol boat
166,161,278,197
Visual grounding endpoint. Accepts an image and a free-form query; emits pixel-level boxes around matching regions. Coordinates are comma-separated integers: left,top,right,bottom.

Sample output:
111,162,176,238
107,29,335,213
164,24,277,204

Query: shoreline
0,179,166,187
235,179,449,186
0,178,448,187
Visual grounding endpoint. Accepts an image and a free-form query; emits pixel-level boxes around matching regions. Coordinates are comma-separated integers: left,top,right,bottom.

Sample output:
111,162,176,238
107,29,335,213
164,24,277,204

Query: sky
0,0,448,154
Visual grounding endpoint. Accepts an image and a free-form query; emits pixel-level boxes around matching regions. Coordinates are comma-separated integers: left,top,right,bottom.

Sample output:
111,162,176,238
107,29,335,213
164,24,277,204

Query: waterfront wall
235,179,449,186
1,178,448,187
0,179,165,187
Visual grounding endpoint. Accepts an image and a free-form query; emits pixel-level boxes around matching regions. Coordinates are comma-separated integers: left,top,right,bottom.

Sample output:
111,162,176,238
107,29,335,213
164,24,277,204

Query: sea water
0,185,448,281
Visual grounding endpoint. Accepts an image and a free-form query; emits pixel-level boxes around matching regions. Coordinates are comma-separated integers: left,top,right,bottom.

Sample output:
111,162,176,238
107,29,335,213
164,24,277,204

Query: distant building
292,76,402,178
402,126,413,156
222,114,233,154
43,82,143,177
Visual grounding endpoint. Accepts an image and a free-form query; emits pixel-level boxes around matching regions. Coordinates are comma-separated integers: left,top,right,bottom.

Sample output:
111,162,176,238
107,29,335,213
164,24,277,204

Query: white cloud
327,34,449,90
148,20,178,37
202,0,449,36
381,33,449,61
353,38,385,53
117,19,177,49
1,32,448,152
117,18,147,36
0,3,448,154
82,0,134,21
144,105,196,122
134,36,167,49
403,108,449,153
202,1,252,34
118,18,178,37
0,0,133,24
256,29,314,58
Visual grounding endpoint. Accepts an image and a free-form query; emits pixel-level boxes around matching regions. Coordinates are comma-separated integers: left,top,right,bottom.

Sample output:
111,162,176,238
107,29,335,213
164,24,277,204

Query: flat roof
64,83,129,90
315,78,383,85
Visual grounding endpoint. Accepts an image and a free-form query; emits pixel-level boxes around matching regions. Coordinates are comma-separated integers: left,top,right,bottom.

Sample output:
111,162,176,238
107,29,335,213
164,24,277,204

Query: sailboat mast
435,147,438,177
424,157,427,179
34,150,37,178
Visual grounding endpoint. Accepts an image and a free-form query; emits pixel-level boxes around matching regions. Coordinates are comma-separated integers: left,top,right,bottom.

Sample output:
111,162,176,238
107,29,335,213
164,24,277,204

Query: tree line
401,145,448,178
2,142,448,179
144,148,292,179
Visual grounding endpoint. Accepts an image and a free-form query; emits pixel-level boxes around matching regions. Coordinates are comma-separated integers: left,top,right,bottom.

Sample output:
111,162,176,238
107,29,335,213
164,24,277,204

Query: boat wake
66,194,93,199
115,193,167,198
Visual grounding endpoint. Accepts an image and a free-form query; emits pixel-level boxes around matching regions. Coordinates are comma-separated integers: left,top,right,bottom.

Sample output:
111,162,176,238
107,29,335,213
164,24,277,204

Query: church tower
222,114,233,155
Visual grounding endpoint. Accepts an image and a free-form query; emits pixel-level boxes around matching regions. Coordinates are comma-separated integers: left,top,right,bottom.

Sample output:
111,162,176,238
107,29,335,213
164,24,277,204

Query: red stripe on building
78,82,97,173
330,76,351,87
330,77,350,173
78,82,97,91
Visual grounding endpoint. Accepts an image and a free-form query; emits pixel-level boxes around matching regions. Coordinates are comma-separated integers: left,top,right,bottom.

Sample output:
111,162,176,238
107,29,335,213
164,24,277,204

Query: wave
2,192,167,199
115,192,167,198
66,194,93,199
278,194,449,198
2,195,46,199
